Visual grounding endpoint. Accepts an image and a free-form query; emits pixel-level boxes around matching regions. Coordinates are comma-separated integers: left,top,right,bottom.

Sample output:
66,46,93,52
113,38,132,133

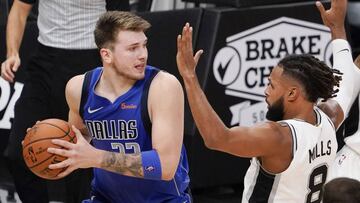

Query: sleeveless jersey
242,107,338,203
80,66,191,203
328,96,360,181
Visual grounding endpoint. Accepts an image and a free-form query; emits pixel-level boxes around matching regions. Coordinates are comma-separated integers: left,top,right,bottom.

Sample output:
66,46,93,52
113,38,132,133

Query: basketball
22,118,76,180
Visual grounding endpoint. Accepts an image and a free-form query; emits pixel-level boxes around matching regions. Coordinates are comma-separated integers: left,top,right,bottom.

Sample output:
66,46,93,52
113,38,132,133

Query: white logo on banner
213,17,331,126
0,78,24,129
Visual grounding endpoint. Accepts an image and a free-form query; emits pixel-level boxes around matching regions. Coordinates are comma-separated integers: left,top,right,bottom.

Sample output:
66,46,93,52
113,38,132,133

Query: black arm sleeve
105,0,130,11
19,0,36,4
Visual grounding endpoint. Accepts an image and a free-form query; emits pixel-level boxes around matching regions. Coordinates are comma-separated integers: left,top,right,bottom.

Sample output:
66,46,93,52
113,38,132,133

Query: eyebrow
128,38,148,47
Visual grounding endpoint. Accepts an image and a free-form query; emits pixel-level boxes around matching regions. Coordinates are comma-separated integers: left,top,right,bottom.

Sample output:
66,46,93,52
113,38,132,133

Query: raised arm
316,0,360,129
1,0,32,82
176,23,292,168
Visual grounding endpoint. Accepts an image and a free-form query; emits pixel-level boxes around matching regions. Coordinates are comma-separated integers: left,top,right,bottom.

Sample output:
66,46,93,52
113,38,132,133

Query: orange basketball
22,118,76,180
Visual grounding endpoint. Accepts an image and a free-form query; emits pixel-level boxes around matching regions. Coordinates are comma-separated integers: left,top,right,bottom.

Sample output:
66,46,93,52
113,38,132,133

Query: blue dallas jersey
80,66,191,203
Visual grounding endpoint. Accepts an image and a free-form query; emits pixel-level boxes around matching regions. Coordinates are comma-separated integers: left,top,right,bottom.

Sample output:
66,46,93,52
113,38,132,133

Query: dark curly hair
278,54,342,102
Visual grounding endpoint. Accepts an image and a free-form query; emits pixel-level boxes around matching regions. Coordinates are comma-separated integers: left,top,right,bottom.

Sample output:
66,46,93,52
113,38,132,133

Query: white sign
0,78,24,129
213,17,331,126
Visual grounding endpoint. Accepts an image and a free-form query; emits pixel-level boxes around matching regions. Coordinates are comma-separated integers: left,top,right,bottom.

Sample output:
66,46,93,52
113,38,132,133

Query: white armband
332,39,360,117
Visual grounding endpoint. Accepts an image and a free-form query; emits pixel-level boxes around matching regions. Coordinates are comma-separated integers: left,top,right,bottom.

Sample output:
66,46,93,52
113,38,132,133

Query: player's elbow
161,164,177,181
198,126,230,150
204,139,228,153
201,132,225,150
162,170,176,181
160,155,179,181
203,139,217,150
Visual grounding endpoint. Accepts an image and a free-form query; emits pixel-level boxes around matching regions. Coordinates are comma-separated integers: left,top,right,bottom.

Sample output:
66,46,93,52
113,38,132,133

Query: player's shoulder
154,70,180,83
259,121,290,132
65,74,85,99
256,121,292,140
147,70,184,107
151,70,182,91
67,74,85,90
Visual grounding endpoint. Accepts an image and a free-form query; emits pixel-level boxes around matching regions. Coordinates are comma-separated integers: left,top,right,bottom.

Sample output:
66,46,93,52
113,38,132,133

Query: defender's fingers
181,23,189,40
194,50,204,64
316,1,326,16
177,35,182,51
184,26,194,55
189,26,193,46
181,24,190,48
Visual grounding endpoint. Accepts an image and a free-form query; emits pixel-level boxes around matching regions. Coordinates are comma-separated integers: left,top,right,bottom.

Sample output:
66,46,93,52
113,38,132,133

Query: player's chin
132,67,145,78
130,72,145,80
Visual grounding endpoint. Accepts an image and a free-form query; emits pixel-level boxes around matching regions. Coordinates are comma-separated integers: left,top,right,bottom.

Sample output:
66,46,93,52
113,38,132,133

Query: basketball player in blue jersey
45,11,191,203
177,0,355,202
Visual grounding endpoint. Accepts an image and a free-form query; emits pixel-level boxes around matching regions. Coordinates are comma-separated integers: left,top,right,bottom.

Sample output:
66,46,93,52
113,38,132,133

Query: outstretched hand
176,23,203,79
47,125,101,178
316,0,347,39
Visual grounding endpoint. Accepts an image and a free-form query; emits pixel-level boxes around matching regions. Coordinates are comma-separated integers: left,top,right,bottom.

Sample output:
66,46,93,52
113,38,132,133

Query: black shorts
4,42,101,203
5,42,101,160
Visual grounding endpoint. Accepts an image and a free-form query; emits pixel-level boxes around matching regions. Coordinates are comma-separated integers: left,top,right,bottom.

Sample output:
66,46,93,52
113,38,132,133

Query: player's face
111,30,148,80
266,96,285,121
264,67,285,121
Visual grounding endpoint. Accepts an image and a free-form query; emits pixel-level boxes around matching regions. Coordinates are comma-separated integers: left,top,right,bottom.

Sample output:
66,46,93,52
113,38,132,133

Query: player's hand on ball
48,125,101,178
23,119,77,180
23,121,41,146
26,121,40,133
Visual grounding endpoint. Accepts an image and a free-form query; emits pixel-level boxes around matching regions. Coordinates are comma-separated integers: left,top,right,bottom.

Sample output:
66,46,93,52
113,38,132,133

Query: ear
100,48,112,64
287,87,299,102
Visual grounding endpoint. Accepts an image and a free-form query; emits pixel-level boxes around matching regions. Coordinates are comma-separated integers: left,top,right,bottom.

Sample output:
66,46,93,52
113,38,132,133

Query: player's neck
285,103,317,125
95,68,136,103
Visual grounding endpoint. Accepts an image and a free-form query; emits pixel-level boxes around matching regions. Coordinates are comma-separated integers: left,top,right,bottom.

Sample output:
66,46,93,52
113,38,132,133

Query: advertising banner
190,1,331,187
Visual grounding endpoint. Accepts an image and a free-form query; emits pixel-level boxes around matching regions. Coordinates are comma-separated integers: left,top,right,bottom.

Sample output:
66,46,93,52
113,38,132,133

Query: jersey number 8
306,164,328,203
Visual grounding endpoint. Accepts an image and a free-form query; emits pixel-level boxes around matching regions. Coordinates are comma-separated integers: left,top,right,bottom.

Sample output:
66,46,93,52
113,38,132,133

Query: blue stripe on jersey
81,66,191,203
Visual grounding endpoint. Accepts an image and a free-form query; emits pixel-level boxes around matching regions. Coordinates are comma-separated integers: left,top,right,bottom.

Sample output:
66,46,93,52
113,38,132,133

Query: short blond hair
94,11,151,49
